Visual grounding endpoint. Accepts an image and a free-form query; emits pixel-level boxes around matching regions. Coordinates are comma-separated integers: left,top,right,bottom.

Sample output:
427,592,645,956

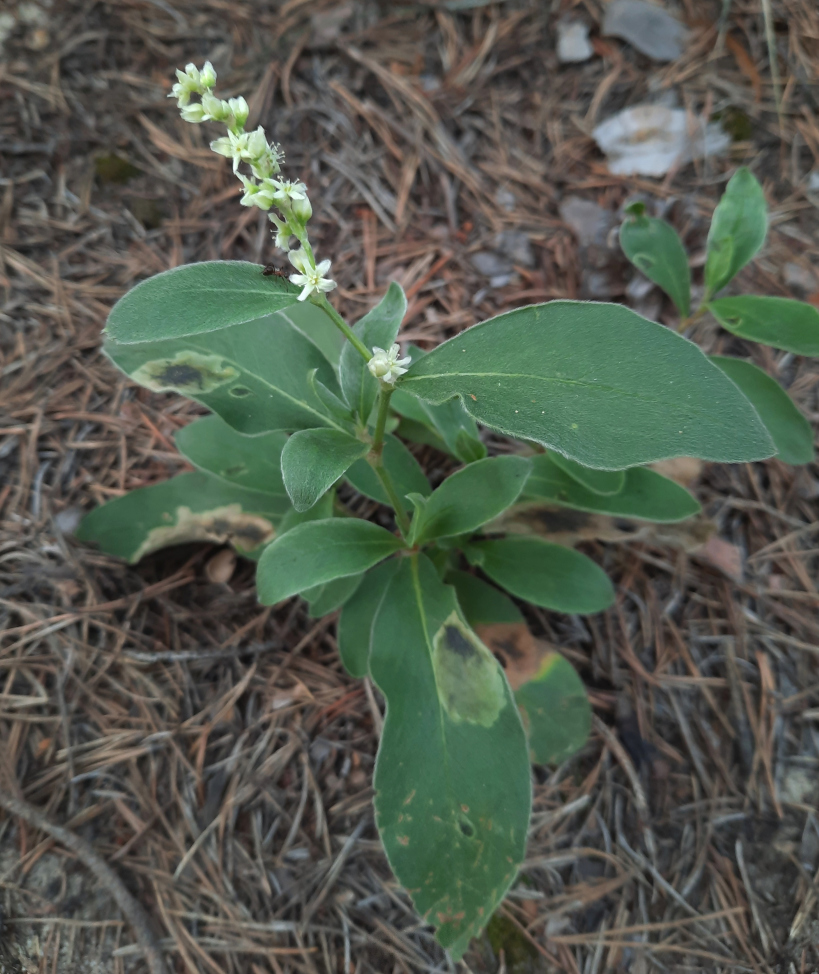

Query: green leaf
708,296,819,357
392,375,487,464
412,455,532,544
620,210,691,316
548,453,625,496
304,573,364,618
704,168,768,296
448,570,524,626
175,414,288,496
337,559,400,677
105,261,303,344
308,369,354,422
278,490,334,535
76,472,289,563
256,518,404,604
521,454,701,522
340,282,407,422
345,435,431,511
370,556,531,958
281,300,344,366
105,310,344,436
466,537,615,615
399,300,774,468
710,356,814,466
281,429,369,512
515,654,591,765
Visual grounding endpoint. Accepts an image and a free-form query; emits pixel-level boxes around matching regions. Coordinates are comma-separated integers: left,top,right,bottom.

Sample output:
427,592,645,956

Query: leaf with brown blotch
475,622,551,692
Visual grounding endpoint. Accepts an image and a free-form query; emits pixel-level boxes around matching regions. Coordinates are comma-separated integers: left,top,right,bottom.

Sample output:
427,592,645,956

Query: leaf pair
619,168,769,316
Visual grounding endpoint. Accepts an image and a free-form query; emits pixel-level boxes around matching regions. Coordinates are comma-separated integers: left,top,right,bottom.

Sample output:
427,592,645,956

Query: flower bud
199,61,217,89
228,96,249,130
291,195,312,224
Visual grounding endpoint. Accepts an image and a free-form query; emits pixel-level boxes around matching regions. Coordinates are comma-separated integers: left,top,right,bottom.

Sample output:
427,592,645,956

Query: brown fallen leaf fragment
489,502,715,552
694,535,744,583
206,547,237,585
649,456,704,488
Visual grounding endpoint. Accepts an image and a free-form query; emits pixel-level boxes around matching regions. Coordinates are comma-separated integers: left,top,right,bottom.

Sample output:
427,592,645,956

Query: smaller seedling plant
78,63,819,957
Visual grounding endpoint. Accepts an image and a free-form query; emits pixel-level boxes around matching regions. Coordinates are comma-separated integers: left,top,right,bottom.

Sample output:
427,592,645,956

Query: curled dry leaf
206,547,237,584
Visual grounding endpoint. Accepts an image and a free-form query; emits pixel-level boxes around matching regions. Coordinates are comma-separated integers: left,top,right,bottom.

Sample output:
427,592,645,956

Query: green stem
368,384,412,539
314,295,371,362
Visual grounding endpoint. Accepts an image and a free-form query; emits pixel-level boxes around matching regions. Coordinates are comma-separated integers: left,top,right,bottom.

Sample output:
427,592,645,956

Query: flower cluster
367,344,411,385
170,62,335,302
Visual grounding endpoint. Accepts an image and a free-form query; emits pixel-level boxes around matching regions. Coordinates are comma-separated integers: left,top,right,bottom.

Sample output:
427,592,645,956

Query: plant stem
368,384,412,538
315,295,371,362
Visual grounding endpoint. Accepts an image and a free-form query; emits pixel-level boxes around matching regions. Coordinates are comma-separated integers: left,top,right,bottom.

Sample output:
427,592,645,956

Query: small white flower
272,179,307,205
201,92,229,122
180,102,207,123
238,175,273,210
269,213,293,250
289,257,337,302
367,344,411,385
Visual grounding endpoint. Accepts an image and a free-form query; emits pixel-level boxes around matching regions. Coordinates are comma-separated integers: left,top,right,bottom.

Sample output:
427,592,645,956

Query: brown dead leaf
650,456,704,487
475,622,553,691
725,33,762,104
696,535,744,582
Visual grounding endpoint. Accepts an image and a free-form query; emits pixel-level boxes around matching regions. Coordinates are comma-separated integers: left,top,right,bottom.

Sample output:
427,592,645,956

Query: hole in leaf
458,816,475,838
229,386,252,398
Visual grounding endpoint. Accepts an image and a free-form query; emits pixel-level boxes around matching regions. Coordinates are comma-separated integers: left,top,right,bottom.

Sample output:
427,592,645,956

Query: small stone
559,197,615,247
494,229,535,268
593,104,730,176
808,170,819,193
471,251,514,277
626,273,655,301
602,0,690,62
495,187,517,211
783,262,816,293
54,507,83,535
557,20,594,63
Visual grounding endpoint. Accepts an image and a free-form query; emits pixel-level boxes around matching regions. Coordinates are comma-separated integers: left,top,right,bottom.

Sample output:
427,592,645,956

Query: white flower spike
289,257,337,302
368,344,411,385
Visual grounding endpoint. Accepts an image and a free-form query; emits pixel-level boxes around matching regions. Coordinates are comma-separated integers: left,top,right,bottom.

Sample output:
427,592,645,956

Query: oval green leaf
399,301,774,468
256,518,404,604
710,356,814,466
370,556,531,959
175,415,288,496
337,559,400,677
708,295,819,357
466,537,615,615
413,455,532,544
620,212,691,316
304,573,364,618
548,453,625,495
345,435,431,510
704,168,768,296
105,260,303,344
281,429,369,512
448,570,524,626
105,309,345,436
340,282,407,423
515,653,591,765
521,454,701,522
76,471,289,563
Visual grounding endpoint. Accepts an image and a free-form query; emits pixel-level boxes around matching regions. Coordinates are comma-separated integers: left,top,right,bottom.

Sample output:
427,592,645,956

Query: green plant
76,64,816,958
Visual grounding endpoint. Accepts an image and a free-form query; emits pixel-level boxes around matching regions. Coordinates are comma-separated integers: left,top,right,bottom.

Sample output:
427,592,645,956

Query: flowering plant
77,64,818,957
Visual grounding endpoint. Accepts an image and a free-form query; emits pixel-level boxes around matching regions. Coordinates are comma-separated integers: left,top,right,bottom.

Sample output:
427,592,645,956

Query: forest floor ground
1,1,818,972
